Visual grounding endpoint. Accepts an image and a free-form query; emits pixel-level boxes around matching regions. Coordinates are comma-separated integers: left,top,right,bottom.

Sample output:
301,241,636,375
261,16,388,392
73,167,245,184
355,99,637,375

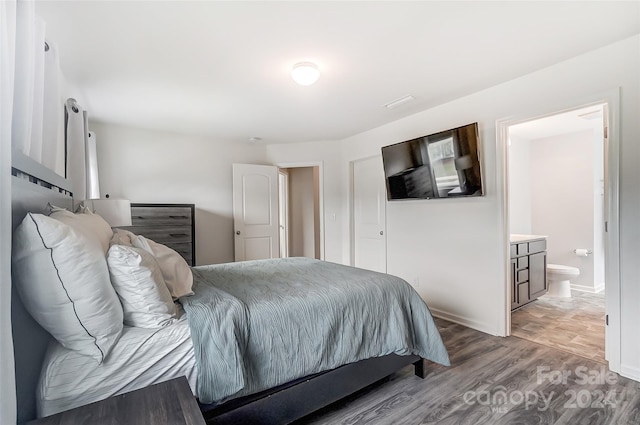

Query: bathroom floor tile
511,290,605,363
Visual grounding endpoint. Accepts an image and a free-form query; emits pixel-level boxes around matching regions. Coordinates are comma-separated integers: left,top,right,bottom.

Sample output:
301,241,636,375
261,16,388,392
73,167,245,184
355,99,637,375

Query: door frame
496,88,621,373
276,161,325,261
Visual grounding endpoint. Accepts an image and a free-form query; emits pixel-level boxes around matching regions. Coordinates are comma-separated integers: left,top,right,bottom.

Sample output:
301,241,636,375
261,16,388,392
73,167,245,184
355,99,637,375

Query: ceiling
34,1,640,144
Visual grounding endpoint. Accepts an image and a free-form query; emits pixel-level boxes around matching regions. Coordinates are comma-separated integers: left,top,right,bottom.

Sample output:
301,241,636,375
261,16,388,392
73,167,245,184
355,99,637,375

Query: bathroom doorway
504,102,612,364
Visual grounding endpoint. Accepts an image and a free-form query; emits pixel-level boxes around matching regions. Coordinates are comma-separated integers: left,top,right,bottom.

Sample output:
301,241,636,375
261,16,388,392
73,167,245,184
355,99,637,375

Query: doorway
279,166,321,260
507,104,607,362
497,93,621,373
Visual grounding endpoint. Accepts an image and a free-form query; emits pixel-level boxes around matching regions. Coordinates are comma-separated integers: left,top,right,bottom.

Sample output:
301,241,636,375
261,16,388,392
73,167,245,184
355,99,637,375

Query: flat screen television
381,122,483,200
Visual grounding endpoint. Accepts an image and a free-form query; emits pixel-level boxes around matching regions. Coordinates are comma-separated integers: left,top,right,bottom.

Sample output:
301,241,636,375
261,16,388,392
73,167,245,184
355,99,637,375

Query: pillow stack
107,244,176,328
12,207,195,364
108,229,194,299
12,209,122,364
107,228,194,329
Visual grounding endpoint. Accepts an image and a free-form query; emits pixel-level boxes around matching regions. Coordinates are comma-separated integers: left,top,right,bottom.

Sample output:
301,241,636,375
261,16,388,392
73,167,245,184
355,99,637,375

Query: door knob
236,231,241,235
380,231,384,236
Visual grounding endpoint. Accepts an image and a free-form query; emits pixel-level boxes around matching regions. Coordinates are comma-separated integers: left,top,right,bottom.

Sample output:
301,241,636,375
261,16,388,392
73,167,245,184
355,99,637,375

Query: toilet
546,264,580,297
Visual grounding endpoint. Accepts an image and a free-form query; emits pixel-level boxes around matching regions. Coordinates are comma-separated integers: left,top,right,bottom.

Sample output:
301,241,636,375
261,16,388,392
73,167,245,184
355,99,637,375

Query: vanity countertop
510,234,548,243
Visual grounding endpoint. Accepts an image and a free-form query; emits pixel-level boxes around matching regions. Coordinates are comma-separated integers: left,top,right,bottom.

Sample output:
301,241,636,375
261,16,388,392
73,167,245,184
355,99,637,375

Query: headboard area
11,153,74,423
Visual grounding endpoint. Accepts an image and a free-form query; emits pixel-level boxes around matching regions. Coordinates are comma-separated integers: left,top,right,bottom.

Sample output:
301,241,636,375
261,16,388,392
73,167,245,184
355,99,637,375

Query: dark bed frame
200,354,428,425
11,154,433,424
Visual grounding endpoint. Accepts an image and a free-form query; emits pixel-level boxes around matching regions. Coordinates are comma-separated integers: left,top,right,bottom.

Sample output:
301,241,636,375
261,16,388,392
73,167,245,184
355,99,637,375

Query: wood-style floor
511,291,606,363
298,318,640,425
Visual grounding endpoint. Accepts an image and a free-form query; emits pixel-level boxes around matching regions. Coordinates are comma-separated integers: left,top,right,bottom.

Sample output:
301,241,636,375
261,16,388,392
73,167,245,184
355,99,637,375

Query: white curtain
0,1,18,424
86,131,100,199
11,0,64,176
65,99,100,203
2,4,69,421
42,40,64,173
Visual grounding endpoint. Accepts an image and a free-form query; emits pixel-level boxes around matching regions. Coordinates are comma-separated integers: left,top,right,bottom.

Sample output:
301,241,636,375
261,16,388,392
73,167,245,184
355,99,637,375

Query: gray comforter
181,257,449,404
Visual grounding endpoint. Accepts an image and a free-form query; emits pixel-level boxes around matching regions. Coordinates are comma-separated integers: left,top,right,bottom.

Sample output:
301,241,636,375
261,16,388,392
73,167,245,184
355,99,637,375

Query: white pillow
49,206,113,255
133,236,194,299
12,213,123,364
107,245,177,328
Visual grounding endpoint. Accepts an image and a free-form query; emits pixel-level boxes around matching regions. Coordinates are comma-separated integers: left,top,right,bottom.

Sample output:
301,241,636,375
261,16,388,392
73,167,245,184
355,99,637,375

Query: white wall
289,35,639,378
508,135,532,234
529,130,601,292
341,102,504,333
91,122,268,265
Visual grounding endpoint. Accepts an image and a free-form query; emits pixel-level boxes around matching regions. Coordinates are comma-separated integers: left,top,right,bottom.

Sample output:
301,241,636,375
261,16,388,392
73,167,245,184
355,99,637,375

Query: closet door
352,156,387,273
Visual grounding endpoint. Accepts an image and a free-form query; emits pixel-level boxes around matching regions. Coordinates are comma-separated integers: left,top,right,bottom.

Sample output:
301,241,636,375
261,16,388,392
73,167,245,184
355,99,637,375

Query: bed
11,158,449,424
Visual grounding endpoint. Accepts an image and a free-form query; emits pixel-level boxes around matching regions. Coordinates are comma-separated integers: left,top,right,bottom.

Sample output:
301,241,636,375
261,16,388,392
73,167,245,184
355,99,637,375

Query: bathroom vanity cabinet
510,235,548,311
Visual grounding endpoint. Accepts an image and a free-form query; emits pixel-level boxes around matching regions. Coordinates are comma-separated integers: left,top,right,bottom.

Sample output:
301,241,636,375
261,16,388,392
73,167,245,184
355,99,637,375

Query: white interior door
233,164,280,261
353,156,387,273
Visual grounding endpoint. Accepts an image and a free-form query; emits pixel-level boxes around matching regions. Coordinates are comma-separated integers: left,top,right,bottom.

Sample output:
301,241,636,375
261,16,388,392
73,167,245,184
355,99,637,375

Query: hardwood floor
297,318,640,425
511,291,605,363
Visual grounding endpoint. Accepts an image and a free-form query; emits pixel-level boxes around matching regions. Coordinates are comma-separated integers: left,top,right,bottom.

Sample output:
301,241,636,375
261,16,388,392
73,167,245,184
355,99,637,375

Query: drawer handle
170,233,189,237
169,215,188,219
133,216,145,219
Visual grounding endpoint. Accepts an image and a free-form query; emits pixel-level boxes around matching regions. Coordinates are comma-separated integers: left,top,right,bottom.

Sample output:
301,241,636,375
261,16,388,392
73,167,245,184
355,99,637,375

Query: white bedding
37,311,197,418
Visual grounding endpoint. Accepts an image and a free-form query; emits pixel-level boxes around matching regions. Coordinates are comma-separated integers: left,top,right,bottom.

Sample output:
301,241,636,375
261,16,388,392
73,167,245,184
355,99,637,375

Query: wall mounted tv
381,122,483,200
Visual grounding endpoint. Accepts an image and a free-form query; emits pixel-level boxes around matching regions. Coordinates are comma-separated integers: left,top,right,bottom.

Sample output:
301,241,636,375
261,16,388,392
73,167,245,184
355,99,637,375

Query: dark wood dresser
26,377,205,425
121,203,196,266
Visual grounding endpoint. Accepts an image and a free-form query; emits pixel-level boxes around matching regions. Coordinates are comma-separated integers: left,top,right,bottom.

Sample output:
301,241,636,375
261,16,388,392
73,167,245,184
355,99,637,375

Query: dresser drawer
128,225,192,244
166,242,193,262
130,206,192,226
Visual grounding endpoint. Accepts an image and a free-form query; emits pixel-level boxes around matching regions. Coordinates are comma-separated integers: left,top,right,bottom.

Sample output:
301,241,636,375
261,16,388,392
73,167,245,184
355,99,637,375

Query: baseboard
619,364,640,383
429,307,499,336
570,283,605,293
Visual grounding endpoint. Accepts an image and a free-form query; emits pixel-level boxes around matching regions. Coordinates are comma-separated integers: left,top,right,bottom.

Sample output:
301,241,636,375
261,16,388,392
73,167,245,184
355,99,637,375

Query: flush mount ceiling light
291,62,320,86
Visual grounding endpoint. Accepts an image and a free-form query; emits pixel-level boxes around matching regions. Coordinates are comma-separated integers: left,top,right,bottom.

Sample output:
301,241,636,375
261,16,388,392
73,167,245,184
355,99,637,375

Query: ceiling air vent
384,95,415,109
